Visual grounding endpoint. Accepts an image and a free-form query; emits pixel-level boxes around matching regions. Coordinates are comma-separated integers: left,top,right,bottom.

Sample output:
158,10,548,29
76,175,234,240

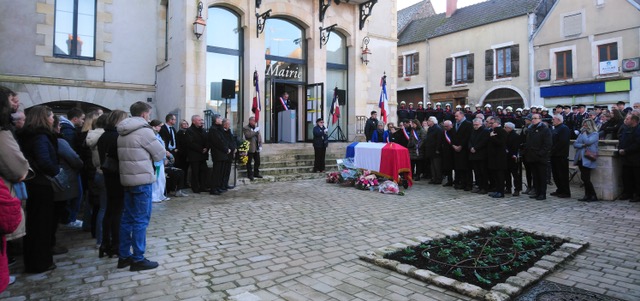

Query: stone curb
359,221,589,301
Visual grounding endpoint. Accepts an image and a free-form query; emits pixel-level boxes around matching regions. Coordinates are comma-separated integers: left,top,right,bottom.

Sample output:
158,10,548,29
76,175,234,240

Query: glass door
305,83,324,142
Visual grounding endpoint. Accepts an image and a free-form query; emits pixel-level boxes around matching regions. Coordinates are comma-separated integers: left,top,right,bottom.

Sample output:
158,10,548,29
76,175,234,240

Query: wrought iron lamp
193,1,206,39
319,24,338,49
256,9,272,38
361,36,371,65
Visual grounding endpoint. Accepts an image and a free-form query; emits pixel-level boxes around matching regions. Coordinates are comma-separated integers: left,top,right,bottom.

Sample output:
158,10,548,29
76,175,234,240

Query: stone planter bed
359,222,589,301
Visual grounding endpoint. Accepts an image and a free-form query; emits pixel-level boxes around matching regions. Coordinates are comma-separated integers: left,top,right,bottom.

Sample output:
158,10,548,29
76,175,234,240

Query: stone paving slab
1,179,639,300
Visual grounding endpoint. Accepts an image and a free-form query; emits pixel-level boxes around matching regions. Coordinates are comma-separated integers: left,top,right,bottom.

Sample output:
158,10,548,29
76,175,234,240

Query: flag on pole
330,87,340,124
252,70,261,122
379,73,388,124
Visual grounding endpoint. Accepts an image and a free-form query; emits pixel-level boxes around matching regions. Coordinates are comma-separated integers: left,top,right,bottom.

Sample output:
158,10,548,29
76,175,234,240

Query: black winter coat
487,126,507,170
618,125,640,166
441,128,455,171
551,124,571,158
186,125,209,162
468,126,489,161
452,120,472,170
18,127,59,186
424,125,443,158
207,124,229,162
364,117,378,142
524,122,552,163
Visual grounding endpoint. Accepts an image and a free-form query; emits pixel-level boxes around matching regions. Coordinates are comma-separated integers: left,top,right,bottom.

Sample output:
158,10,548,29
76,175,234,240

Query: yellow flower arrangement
237,140,250,166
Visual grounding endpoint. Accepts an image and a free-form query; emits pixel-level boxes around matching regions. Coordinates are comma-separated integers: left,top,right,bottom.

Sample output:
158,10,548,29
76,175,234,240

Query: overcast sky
398,0,486,12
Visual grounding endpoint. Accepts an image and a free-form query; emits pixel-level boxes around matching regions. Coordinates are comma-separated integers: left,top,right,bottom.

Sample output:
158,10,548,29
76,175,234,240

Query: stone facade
0,0,398,142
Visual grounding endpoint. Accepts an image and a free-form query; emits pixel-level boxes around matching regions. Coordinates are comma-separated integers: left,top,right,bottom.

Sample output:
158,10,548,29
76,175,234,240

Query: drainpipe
528,13,536,108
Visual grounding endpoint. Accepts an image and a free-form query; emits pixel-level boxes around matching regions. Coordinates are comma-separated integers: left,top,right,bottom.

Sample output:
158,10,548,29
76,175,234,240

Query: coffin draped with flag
345,142,412,186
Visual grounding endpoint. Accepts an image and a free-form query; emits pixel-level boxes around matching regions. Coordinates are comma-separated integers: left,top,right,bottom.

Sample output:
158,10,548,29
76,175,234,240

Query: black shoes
129,259,159,271
512,190,520,196
226,185,235,190
536,195,546,200
52,246,68,255
255,175,263,178
209,190,221,195
618,193,632,200
117,258,132,269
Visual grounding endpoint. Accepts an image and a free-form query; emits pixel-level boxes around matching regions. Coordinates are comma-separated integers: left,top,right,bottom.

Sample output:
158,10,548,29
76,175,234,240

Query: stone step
234,172,333,184
237,164,339,176
239,158,341,169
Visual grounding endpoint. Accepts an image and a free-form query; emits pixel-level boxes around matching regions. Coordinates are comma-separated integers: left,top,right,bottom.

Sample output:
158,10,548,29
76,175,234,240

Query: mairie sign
265,62,303,80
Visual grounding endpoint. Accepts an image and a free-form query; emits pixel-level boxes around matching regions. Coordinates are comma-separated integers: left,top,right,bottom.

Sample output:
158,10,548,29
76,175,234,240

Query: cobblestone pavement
2,179,639,301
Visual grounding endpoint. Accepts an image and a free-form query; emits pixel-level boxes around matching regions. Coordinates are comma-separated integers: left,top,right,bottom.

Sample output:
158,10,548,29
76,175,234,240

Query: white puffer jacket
85,128,105,169
117,117,166,187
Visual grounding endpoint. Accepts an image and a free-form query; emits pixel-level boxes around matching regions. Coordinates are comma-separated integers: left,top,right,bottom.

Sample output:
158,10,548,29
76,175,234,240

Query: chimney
446,0,457,18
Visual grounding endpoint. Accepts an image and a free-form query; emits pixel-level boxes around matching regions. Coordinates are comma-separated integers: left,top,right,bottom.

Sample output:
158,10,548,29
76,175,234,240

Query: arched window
206,7,242,134
326,32,347,141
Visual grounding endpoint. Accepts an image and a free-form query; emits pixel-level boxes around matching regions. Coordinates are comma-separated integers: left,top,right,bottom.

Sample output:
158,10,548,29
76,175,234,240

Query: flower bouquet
379,180,405,196
236,140,250,166
326,171,341,184
340,169,359,187
355,170,379,190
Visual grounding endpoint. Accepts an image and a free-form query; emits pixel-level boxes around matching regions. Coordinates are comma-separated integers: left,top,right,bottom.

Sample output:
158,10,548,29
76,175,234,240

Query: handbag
101,153,119,173
585,149,598,161
45,168,70,192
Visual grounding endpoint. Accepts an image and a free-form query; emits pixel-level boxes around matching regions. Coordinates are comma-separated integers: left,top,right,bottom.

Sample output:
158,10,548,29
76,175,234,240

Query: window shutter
445,58,453,86
467,54,474,83
511,44,520,77
398,56,403,77
485,49,494,81
413,53,419,75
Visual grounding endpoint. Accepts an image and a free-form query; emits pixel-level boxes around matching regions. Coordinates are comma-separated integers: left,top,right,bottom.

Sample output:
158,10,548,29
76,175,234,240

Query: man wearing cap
496,106,504,120
483,104,494,117
474,104,482,116
416,102,425,122
616,101,632,117
443,103,455,123
464,105,474,122
435,102,444,123
364,111,379,142
312,118,329,172
573,104,588,138
562,105,573,129
514,108,524,128
407,102,416,120
425,102,435,121
397,101,409,121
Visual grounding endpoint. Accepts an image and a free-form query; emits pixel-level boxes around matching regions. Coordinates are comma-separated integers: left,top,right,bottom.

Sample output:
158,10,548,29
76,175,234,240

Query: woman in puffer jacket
52,115,83,251
17,105,59,273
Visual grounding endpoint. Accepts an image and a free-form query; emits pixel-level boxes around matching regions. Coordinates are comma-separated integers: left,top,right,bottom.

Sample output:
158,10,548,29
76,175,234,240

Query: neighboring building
532,0,640,108
396,0,436,108
398,0,555,113
0,0,397,143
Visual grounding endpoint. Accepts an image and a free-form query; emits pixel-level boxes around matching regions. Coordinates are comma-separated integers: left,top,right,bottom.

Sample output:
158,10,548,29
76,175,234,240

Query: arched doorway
482,88,525,109
264,18,307,143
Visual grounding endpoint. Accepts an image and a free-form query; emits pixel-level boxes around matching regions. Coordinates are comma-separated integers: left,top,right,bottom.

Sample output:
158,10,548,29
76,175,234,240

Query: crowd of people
0,85,268,291
364,100,640,202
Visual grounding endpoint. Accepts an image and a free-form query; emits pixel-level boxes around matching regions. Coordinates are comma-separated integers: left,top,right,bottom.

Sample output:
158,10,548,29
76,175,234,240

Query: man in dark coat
616,114,640,202
220,118,236,191
452,111,473,190
524,114,552,200
364,111,378,142
392,121,410,148
441,120,455,186
424,117,443,184
504,122,522,196
186,115,209,193
487,117,508,198
468,117,489,194
207,116,230,195
397,102,409,122
550,114,571,198
416,102,426,122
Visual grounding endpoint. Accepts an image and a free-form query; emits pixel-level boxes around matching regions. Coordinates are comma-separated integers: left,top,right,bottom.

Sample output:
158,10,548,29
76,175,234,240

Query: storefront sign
265,61,304,80
599,60,618,74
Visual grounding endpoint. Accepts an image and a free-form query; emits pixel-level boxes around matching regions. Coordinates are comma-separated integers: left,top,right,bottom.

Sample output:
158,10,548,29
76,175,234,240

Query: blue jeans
94,173,107,245
119,184,152,262
66,174,83,223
